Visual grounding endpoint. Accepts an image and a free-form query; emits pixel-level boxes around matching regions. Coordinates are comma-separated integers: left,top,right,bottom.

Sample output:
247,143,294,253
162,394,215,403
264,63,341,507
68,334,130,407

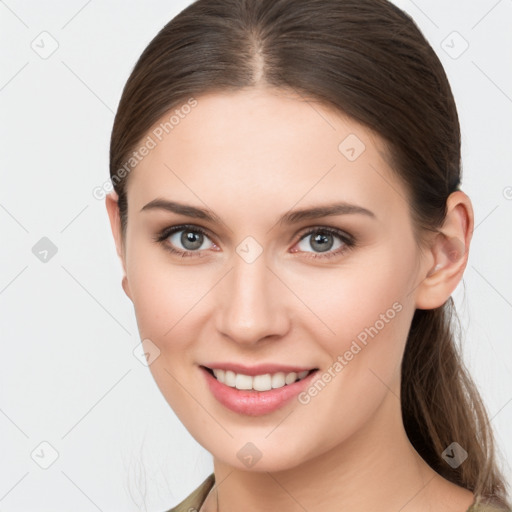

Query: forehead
126,88,409,221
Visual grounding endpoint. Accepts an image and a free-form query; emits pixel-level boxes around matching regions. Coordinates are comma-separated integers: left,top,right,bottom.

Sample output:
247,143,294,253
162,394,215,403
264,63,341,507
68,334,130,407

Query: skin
106,87,475,512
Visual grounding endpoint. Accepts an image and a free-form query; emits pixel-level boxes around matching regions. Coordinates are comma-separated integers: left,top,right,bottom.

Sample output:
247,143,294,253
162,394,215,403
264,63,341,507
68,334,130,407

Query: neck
203,392,474,512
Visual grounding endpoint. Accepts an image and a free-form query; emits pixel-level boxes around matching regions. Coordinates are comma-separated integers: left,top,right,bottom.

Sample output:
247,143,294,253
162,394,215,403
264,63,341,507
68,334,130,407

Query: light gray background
1,1,511,510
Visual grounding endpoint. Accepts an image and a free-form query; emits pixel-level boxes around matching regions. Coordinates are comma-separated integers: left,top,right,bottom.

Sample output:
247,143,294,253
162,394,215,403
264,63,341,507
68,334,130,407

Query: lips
200,363,319,416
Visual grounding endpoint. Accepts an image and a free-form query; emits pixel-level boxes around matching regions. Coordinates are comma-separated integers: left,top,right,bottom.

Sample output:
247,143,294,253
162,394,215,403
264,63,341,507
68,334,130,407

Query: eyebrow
140,198,375,225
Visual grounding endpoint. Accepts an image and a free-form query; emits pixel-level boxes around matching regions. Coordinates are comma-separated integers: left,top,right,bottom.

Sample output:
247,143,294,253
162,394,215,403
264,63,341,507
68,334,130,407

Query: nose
215,252,290,346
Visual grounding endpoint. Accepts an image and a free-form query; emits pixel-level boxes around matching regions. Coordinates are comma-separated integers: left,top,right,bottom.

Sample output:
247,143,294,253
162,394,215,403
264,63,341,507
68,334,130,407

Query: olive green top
165,473,511,512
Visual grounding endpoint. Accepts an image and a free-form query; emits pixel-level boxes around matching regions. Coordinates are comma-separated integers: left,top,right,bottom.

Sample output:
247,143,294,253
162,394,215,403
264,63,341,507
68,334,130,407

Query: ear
105,190,132,301
415,190,474,310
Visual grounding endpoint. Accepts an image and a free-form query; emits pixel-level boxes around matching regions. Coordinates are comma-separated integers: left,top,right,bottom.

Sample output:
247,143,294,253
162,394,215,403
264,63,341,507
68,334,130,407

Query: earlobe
121,275,132,301
415,191,474,310
105,191,132,301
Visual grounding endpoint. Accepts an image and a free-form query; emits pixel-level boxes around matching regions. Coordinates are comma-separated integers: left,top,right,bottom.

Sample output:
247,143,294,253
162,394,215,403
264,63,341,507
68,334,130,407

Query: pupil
182,231,203,250
311,233,333,253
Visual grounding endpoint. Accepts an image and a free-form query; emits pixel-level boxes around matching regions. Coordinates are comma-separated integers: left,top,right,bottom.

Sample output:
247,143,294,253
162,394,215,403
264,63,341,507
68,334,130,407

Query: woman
105,0,511,510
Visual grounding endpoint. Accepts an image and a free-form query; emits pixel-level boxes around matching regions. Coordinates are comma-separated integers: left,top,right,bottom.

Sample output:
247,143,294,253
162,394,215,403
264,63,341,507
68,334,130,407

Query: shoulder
163,473,216,512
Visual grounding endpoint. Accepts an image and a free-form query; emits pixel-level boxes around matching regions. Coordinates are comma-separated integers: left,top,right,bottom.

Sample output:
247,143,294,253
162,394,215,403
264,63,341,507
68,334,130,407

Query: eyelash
153,224,356,260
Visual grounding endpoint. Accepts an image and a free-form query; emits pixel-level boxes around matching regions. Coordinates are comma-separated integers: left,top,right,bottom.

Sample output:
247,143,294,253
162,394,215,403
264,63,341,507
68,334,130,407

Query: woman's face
109,88,434,471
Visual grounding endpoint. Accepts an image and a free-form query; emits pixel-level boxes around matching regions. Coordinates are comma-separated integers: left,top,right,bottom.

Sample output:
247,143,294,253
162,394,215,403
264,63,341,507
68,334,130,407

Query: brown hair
109,0,511,507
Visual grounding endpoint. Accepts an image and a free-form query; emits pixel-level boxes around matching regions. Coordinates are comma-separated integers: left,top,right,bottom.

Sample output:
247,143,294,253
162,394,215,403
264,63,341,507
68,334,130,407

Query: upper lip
201,362,318,376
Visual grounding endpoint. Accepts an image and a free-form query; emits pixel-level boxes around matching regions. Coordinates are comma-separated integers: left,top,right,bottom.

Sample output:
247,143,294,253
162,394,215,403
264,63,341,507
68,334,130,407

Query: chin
207,440,312,473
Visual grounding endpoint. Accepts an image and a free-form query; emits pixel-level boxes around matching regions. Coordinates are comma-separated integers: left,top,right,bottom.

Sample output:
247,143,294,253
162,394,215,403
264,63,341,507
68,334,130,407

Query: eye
154,224,356,260
292,227,355,259
153,224,217,257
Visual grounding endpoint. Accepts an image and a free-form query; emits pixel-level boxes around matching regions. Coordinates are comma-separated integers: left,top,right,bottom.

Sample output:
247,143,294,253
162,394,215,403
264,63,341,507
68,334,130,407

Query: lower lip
200,366,318,416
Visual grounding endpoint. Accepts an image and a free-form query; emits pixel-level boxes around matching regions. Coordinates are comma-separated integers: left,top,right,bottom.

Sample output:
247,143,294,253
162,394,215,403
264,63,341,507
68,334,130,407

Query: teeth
211,368,311,391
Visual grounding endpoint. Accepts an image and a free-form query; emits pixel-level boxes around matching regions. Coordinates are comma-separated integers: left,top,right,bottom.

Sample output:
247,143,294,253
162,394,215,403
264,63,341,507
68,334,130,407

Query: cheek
126,254,212,417
286,249,415,350
125,242,221,368
128,266,201,347
288,266,414,458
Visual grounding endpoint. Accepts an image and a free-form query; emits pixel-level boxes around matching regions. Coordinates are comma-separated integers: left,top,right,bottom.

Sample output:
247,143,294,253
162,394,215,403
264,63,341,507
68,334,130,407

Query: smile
206,367,315,391
200,365,319,416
